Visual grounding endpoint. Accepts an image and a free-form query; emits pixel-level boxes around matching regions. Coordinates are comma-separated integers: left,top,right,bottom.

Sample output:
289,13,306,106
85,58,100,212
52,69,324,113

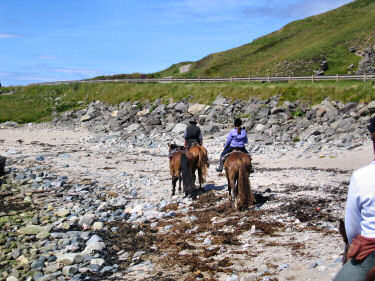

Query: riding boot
216,158,224,172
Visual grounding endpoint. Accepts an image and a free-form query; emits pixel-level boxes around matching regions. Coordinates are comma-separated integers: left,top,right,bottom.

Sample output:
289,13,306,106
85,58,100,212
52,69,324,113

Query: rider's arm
345,175,361,244
243,129,248,144
224,130,233,148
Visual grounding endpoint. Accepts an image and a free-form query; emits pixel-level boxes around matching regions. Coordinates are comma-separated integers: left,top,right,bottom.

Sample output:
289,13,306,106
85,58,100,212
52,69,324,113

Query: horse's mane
169,143,185,150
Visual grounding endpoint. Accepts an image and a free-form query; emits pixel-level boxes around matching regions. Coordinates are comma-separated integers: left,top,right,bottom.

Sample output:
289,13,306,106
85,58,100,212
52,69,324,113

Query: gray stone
368,100,375,113
56,253,84,266
212,96,229,106
133,251,146,259
172,123,187,134
35,155,45,161
174,102,188,113
201,125,219,135
225,275,239,281
83,241,106,253
126,123,141,132
58,154,71,159
78,214,95,227
19,225,52,235
62,265,79,276
188,104,206,115
11,249,21,260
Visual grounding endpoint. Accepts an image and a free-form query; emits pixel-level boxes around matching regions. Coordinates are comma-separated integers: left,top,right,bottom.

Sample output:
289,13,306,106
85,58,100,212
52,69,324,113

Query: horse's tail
180,153,193,195
198,147,208,182
237,159,252,209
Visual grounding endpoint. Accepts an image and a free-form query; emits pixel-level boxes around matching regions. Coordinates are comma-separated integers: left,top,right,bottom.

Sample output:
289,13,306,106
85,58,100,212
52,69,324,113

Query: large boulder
201,124,220,135
367,101,375,114
188,104,207,115
172,123,187,134
212,96,229,106
174,102,188,113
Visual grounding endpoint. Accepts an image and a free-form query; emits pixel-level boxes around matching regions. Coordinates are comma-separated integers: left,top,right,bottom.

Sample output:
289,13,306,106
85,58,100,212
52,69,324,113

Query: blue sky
0,0,352,86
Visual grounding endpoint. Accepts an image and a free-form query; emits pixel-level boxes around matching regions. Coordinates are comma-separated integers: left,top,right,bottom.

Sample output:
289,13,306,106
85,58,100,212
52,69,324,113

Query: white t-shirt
345,161,375,244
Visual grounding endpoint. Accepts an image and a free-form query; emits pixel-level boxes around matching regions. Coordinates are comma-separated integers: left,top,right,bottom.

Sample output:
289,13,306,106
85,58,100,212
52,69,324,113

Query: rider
216,118,249,172
184,117,203,148
333,116,375,281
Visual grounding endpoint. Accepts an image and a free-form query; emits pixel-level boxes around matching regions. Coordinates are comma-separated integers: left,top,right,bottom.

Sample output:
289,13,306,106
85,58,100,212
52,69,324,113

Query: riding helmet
189,117,198,124
234,118,242,127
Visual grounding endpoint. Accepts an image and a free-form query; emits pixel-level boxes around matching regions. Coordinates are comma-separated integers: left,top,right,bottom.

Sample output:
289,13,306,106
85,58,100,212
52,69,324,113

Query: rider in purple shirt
216,118,249,172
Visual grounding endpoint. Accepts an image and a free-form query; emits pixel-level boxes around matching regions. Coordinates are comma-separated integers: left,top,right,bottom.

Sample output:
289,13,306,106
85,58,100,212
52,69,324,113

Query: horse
188,144,209,190
223,151,254,210
168,144,195,197
338,219,375,281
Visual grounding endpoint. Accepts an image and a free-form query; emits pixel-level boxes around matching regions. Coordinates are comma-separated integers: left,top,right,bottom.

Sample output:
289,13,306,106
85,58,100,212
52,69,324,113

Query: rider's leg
216,147,232,172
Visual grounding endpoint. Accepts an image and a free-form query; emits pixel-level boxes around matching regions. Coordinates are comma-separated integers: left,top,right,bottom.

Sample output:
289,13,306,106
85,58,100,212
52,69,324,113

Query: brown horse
338,219,375,281
188,144,209,190
223,151,254,210
168,144,194,197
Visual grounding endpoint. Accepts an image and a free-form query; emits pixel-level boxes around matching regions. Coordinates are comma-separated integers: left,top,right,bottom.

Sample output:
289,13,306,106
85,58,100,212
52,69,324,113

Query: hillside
99,0,375,79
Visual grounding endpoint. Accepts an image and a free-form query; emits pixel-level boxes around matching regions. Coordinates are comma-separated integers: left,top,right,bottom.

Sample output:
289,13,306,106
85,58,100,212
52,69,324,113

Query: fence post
199,77,201,83
214,77,217,83
312,75,314,83
248,76,251,83
336,74,339,83
231,76,233,83
289,75,291,82
364,73,367,82
184,77,186,83
267,76,270,83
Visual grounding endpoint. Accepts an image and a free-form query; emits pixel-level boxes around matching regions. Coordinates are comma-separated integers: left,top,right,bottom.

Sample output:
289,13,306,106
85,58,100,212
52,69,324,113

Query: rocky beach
1,95,375,281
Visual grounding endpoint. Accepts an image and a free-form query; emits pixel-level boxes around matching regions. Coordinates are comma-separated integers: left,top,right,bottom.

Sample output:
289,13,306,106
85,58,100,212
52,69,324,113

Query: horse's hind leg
198,168,204,190
172,176,178,196
178,175,182,193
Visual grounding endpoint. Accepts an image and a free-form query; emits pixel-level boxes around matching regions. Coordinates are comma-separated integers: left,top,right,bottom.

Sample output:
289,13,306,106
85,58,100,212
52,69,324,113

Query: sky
0,0,353,86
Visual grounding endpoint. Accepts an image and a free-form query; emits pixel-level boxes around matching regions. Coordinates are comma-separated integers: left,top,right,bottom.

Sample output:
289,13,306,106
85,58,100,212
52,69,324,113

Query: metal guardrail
35,74,375,86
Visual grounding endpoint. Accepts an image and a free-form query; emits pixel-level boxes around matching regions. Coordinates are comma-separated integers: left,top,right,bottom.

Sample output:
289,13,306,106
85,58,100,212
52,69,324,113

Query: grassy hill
102,0,375,79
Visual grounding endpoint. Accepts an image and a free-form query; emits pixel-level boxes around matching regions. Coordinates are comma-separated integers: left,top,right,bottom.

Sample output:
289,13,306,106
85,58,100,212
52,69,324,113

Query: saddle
222,149,247,163
168,145,186,159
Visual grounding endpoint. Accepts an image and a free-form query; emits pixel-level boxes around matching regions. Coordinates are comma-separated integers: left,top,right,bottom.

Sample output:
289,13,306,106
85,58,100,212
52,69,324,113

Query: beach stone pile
52,95,375,151
0,155,199,281
355,45,375,74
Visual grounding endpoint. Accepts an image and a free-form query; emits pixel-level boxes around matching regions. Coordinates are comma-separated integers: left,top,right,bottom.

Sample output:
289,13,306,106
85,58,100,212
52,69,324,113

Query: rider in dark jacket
184,118,203,148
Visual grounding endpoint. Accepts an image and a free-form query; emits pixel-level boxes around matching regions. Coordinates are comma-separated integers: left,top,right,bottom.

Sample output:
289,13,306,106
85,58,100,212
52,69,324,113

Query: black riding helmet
234,118,242,127
368,116,375,133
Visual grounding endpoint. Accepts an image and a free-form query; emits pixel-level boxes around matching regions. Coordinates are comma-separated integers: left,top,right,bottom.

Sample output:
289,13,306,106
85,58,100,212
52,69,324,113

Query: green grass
1,80,375,123
96,0,375,79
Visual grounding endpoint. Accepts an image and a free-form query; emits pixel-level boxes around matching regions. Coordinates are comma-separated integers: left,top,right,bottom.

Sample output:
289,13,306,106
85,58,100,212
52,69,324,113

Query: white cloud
243,0,353,19
51,67,100,76
35,55,61,60
0,32,23,38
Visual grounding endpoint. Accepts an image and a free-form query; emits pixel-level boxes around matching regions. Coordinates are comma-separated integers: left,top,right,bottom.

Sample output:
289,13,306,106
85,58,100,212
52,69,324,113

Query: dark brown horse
338,219,375,281
168,144,194,197
188,144,208,190
223,151,254,210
